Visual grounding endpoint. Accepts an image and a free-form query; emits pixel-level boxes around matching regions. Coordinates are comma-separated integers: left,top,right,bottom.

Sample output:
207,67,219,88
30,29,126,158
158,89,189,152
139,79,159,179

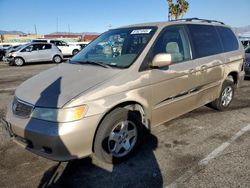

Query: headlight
7,52,12,57
8,52,16,57
31,105,88,122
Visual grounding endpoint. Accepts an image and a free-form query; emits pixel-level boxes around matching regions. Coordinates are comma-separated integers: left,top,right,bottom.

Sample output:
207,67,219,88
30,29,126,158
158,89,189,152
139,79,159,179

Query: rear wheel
94,108,143,164
53,55,62,63
208,78,234,111
14,57,24,66
72,49,79,56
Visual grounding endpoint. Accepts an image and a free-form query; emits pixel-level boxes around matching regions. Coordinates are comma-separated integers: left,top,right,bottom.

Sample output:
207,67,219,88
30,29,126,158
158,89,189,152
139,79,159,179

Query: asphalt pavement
0,62,249,188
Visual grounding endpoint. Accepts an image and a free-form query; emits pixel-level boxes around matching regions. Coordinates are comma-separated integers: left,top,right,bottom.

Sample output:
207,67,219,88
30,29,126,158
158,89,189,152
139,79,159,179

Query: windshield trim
70,26,158,69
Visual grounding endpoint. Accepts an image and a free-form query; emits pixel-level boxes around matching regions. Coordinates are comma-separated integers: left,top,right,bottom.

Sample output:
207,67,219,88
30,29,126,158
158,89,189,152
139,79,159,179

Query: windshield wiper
71,60,111,68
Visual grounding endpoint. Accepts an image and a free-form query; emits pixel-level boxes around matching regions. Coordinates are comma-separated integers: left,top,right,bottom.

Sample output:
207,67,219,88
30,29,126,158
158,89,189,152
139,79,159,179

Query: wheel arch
92,101,149,152
14,56,25,64
72,48,79,55
52,54,62,62
227,71,238,85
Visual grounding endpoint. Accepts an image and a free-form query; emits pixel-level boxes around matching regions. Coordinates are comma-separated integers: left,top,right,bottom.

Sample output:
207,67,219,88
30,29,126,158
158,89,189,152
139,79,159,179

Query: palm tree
167,0,189,21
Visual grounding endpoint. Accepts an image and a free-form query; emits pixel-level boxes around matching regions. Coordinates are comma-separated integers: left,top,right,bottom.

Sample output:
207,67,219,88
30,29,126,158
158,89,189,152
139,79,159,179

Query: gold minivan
3,18,245,163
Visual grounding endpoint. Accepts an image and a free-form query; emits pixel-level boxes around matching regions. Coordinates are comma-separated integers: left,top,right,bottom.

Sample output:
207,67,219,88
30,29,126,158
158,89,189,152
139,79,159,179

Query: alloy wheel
108,120,137,158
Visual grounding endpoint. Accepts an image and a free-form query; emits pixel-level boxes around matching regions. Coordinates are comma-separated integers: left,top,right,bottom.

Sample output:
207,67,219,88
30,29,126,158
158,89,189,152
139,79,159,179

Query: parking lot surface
0,62,249,188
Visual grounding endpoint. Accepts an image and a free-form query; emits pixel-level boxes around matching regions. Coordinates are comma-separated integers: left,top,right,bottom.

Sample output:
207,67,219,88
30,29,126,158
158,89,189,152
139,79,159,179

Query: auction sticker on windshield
131,29,152,34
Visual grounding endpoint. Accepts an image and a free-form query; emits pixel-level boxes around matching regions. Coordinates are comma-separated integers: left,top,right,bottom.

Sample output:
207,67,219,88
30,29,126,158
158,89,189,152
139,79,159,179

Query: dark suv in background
244,46,250,77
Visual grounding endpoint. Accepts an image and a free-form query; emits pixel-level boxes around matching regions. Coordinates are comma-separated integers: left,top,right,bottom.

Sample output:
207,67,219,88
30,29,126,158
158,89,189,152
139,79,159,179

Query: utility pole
34,24,37,35
68,24,70,35
56,17,58,33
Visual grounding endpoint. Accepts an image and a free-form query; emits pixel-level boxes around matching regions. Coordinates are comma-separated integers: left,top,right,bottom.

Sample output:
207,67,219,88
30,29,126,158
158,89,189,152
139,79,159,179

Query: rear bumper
5,103,102,161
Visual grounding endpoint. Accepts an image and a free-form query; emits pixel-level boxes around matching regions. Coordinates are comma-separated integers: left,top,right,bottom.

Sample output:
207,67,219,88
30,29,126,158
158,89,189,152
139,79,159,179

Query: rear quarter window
187,24,223,58
216,26,239,52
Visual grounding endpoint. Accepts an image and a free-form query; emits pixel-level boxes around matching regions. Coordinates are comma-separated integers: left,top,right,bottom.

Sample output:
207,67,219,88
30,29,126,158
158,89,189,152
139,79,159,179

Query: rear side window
44,44,52,49
187,24,223,58
33,44,42,50
216,26,239,52
51,40,67,46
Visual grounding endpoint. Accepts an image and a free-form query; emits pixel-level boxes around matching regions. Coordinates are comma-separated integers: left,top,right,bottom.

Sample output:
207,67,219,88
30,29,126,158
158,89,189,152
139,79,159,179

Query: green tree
167,0,189,21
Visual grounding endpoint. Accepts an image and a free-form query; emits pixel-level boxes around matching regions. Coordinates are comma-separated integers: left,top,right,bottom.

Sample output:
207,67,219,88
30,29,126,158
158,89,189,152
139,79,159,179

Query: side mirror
151,53,172,68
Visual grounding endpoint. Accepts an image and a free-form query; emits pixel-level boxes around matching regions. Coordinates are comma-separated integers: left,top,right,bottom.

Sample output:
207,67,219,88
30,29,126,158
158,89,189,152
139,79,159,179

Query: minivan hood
15,63,121,108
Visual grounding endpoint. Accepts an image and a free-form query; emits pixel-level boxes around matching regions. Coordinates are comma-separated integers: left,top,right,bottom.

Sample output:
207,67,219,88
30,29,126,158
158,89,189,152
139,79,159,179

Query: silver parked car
6,42,63,66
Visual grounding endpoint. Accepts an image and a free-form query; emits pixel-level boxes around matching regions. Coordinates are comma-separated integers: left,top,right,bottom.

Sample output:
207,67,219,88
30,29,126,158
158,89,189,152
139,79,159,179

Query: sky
0,0,249,34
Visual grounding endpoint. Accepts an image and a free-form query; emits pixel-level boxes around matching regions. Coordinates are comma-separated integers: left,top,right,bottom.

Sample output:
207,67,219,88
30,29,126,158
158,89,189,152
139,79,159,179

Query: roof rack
172,18,225,25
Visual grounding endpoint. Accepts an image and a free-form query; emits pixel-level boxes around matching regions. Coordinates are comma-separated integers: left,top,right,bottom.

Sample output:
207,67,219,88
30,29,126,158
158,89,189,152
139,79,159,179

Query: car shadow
38,133,163,188
23,60,67,66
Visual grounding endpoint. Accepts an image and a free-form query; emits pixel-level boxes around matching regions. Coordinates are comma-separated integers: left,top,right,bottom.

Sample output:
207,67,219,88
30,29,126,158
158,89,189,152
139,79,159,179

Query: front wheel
208,79,234,111
14,57,25,66
93,108,143,164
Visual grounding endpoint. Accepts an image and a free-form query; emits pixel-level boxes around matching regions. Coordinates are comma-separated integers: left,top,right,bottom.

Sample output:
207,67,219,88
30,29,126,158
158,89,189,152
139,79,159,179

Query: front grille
12,98,33,118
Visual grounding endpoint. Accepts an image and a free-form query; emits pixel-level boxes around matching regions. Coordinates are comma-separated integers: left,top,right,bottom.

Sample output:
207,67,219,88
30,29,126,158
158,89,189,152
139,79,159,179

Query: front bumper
6,56,14,63
237,70,245,87
5,103,102,161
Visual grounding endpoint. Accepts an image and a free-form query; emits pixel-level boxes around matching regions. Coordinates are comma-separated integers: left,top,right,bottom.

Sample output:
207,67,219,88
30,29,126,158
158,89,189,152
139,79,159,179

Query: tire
72,49,79,56
53,55,62,63
208,78,234,111
94,108,143,164
14,57,24,66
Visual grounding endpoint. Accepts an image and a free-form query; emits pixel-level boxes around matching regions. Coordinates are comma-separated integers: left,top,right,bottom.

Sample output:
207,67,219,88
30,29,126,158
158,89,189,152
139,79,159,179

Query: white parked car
32,39,81,56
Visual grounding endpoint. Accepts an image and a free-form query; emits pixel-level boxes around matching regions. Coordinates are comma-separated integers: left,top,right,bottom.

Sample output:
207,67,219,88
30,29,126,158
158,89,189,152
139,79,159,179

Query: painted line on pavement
0,87,16,92
166,123,250,188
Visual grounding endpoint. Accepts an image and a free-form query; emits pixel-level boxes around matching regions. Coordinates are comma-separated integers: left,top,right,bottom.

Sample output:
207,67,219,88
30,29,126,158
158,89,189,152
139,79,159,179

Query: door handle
189,69,196,74
201,65,208,71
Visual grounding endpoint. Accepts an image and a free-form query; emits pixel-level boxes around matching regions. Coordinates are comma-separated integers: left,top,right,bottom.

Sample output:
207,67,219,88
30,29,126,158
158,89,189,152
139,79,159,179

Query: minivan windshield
70,27,156,68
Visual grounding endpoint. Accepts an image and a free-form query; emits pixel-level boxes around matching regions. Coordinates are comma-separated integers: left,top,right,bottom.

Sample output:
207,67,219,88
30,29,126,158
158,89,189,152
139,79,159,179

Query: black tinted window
216,26,239,52
246,47,250,54
44,44,52,49
188,24,223,58
33,44,42,51
50,40,60,45
33,40,47,43
51,40,66,46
